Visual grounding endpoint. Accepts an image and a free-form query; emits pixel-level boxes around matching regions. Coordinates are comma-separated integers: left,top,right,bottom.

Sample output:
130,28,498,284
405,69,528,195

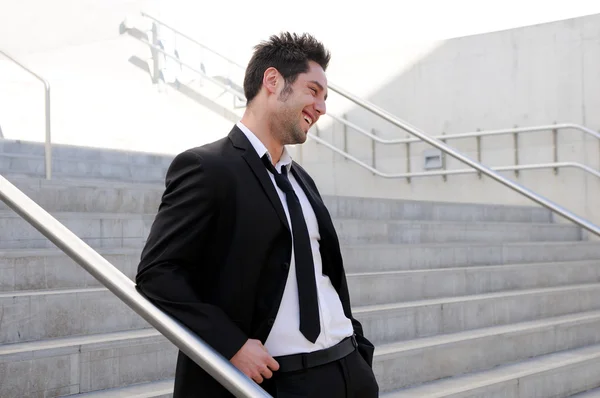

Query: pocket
349,351,379,398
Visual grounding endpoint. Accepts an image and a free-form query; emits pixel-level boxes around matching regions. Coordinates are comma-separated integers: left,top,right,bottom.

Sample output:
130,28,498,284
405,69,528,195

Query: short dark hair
243,32,331,104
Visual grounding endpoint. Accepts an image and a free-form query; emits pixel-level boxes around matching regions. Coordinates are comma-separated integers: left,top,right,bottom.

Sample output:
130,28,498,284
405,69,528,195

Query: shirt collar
236,121,292,173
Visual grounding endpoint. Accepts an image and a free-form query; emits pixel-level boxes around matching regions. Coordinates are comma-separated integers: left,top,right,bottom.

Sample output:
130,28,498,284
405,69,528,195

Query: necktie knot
262,155,294,194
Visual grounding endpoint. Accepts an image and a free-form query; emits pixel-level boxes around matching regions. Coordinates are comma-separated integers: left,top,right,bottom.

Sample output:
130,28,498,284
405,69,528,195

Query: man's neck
240,111,284,165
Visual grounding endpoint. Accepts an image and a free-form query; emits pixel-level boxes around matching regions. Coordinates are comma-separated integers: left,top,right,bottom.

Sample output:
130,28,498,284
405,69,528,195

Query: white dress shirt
236,121,354,357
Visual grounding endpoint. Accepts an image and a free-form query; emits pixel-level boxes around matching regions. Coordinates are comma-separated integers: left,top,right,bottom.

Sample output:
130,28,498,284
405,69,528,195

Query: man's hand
230,339,280,384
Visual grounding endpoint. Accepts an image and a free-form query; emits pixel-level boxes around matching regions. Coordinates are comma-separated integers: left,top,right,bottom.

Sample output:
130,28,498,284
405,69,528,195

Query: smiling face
268,60,328,146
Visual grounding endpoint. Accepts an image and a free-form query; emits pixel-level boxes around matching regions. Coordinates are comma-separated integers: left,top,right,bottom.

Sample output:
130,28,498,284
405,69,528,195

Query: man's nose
315,99,326,116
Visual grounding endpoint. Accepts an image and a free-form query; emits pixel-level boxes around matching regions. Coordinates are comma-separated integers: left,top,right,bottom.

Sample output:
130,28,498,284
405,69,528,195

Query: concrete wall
296,13,600,226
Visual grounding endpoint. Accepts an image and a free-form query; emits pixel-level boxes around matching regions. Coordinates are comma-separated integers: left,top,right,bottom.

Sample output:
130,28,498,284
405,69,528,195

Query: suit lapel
228,126,290,231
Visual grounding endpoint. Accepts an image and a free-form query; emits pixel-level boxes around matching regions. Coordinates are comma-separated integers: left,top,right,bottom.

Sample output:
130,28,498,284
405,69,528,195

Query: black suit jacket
135,125,374,397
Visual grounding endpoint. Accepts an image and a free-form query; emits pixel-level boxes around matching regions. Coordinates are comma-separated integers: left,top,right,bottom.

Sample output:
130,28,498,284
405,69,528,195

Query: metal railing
0,174,271,398
138,13,600,182
326,114,600,178
309,134,600,181
328,83,600,237
0,50,52,180
130,17,600,238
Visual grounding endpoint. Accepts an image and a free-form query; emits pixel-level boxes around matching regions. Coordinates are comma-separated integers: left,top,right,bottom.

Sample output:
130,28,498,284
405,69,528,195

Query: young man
136,32,378,398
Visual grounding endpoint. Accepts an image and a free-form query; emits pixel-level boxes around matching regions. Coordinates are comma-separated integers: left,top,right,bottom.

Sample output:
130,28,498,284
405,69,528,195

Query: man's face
270,61,328,146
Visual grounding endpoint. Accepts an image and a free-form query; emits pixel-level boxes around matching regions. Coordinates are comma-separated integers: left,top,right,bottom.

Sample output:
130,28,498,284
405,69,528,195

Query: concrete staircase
2,145,600,397
0,139,173,183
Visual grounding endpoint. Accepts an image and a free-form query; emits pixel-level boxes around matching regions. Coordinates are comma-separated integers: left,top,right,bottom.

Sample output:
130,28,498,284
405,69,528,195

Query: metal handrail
0,174,271,398
133,16,600,238
0,50,52,180
308,133,600,180
327,83,600,237
327,113,600,144
141,12,245,70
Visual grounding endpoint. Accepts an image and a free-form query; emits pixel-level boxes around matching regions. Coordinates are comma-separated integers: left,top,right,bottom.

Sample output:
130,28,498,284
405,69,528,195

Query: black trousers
261,349,379,398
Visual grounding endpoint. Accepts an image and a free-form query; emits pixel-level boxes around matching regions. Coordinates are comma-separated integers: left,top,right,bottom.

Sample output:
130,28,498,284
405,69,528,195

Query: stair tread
4,175,165,189
0,210,570,226
0,247,141,257
354,282,600,314
375,310,600,356
6,280,598,302
0,286,108,298
349,259,600,277
382,343,600,397
334,218,575,227
0,328,161,357
1,241,595,257
0,210,156,218
73,379,174,397
346,240,599,249
572,387,600,397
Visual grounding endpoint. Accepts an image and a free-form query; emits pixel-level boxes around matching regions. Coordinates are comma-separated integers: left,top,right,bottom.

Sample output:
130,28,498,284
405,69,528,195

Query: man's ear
262,67,280,95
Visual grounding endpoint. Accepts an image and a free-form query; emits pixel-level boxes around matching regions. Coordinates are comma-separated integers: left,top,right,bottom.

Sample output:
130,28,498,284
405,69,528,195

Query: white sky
155,0,600,61
392,0,600,39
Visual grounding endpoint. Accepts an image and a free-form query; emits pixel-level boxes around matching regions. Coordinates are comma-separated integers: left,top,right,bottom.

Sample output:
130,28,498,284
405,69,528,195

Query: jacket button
282,262,290,270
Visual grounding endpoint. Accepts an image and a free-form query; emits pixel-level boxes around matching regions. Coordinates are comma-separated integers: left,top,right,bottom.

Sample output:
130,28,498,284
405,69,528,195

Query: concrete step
4,244,597,299
0,248,140,292
354,283,600,345
0,209,580,250
2,177,553,224
335,219,581,245
0,152,170,183
373,311,600,393
0,211,152,249
348,259,600,306
382,343,600,397
0,139,174,167
342,241,600,272
5,282,600,346
1,176,164,214
0,288,150,344
572,388,600,397
74,379,173,397
8,313,600,396
0,329,176,397
323,195,552,224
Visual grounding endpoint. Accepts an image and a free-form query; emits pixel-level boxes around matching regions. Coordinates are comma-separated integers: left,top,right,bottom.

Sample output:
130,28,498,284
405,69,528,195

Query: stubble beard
275,85,307,145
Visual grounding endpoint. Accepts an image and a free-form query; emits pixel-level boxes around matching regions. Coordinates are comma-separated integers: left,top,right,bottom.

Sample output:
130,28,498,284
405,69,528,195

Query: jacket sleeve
135,150,247,360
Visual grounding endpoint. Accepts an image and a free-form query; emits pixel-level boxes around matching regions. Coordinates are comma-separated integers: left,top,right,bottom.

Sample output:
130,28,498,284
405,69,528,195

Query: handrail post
44,83,52,180
371,128,377,172
552,123,559,175
151,22,161,84
476,129,482,179
513,125,519,178
342,114,348,155
440,132,447,182
405,135,411,184
0,49,52,180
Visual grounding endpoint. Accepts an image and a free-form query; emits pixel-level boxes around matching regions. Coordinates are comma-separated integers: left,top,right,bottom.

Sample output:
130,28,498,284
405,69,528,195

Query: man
136,32,378,398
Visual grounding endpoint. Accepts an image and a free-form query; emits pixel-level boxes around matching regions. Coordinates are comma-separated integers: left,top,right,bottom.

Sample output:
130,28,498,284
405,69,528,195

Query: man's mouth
302,112,313,126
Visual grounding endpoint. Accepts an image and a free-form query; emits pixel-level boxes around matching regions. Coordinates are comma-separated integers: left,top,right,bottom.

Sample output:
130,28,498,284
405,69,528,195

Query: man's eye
310,88,317,94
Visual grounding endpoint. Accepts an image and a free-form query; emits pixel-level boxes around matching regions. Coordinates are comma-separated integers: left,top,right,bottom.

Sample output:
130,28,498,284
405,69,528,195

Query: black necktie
262,155,321,343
